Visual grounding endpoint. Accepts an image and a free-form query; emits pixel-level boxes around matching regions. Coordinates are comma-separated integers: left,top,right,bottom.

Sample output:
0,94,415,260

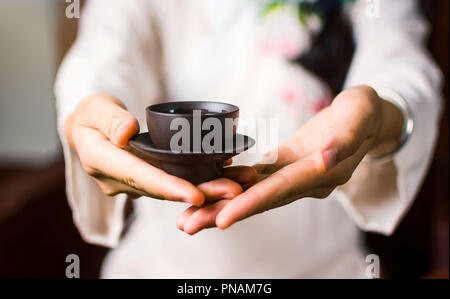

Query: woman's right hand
64,94,257,206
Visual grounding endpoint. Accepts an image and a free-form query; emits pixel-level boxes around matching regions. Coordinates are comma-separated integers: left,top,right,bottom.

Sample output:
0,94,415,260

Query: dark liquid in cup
166,108,228,115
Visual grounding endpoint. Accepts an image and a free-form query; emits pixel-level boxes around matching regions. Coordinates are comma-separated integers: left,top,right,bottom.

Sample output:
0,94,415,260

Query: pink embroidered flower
311,98,332,113
280,37,301,59
260,38,301,59
282,84,302,104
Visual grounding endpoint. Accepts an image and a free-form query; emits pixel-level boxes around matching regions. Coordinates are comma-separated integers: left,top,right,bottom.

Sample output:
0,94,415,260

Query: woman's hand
177,86,405,234
64,94,257,206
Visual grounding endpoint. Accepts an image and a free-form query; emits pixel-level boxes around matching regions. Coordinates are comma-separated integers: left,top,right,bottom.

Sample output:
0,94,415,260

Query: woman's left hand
177,86,405,234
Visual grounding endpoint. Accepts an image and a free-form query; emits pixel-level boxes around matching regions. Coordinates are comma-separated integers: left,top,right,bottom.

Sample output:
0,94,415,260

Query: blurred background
0,0,448,278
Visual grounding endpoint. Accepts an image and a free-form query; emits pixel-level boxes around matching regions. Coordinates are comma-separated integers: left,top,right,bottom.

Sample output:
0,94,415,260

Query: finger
317,87,380,172
80,95,140,148
181,182,335,234
183,185,334,234
216,159,319,229
176,205,199,230
178,168,264,233
197,178,243,202
181,200,230,235
222,166,258,185
75,126,205,206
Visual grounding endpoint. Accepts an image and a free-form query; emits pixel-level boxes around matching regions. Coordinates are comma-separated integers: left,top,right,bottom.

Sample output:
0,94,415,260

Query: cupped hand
177,86,405,234
64,94,257,206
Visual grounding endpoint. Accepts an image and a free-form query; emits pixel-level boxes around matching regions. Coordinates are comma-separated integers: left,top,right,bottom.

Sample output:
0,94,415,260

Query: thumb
109,114,139,148
84,94,140,148
315,88,379,173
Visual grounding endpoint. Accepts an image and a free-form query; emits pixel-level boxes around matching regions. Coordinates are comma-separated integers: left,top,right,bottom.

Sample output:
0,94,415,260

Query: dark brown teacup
146,101,239,153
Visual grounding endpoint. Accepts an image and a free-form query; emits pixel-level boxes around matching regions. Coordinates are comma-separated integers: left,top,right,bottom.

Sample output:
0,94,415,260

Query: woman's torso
102,0,367,278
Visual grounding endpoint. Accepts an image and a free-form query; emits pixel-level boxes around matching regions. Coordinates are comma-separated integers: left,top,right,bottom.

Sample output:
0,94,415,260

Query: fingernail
190,200,203,207
216,215,230,229
117,122,132,137
113,123,129,145
191,197,205,207
322,149,336,171
222,193,234,199
176,217,186,230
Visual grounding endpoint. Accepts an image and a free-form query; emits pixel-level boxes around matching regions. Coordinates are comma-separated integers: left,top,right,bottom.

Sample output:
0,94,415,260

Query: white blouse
54,0,442,278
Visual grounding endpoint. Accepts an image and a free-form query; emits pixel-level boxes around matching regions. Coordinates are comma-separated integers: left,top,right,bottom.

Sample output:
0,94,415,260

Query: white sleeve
335,0,443,235
54,0,163,247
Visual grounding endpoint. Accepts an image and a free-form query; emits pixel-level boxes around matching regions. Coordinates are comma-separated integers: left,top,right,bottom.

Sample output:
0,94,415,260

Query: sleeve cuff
57,101,127,248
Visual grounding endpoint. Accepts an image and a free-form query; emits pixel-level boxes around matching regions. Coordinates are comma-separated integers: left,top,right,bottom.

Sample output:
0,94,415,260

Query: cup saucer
129,133,255,184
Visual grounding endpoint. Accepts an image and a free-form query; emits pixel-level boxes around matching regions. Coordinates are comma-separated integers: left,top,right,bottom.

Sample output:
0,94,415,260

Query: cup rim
146,101,239,117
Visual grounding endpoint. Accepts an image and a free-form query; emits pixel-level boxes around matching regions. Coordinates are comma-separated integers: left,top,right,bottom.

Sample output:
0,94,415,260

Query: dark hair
293,1,355,95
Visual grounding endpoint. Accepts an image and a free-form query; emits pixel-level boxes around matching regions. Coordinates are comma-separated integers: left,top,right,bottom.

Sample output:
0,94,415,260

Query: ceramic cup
146,101,239,153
